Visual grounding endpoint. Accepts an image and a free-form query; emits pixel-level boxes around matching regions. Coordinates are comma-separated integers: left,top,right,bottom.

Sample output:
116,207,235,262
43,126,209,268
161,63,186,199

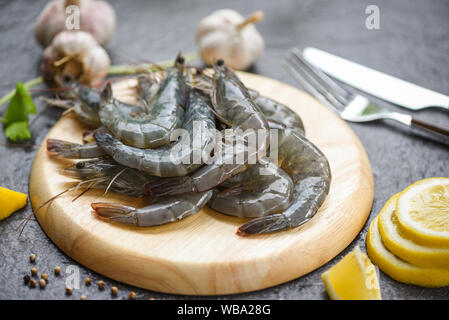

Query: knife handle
410,117,449,141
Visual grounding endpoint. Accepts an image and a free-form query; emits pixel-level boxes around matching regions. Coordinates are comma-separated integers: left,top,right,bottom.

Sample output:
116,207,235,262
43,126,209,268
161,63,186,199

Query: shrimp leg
94,89,216,177
237,127,331,235
91,190,214,227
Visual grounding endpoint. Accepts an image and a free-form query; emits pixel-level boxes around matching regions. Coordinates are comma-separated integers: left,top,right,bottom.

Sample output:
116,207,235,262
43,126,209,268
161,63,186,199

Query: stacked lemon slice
366,177,449,287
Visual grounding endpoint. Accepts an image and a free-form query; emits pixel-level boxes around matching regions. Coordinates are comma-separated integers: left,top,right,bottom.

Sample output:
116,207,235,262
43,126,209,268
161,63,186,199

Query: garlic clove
79,46,111,86
34,0,116,47
78,0,116,46
199,32,233,67
52,29,98,54
34,0,67,47
196,9,241,41
197,9,264,70
40,30,110,87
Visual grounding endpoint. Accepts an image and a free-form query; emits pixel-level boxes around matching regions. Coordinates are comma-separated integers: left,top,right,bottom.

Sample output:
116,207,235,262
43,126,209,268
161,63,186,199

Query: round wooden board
29,72,374,295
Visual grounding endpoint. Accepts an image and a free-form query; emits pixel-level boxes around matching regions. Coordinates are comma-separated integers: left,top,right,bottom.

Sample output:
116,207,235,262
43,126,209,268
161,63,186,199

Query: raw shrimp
94,89,216,177
208,157,293,217
63,158,214,226
144,60,270,195
208,117,304,220
62,158,152,197
45,76,170,160
98,54,188,148
91,190,214,227
192,71,303,133
74,84,149,127
46,75,162,159
237,127,331,235
47,139,107,159
44,81,149,128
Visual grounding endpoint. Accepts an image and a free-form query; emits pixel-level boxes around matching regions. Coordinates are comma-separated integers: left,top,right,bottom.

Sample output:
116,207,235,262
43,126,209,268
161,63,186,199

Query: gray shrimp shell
98,60,188,148
94,90,216,177
208,158,294,218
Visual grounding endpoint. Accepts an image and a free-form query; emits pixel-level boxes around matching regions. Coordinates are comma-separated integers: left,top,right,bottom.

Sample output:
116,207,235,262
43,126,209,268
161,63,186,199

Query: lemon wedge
378,193,449,269
367,216,449,287
321,246,381,300
0,186,27,221
396,177,449,248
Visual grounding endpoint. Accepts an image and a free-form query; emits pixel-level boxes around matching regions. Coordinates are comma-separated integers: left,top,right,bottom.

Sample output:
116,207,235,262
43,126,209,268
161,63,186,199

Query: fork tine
290,48,351,103
284,55,346,112
281,60,342,114
288,55,348,109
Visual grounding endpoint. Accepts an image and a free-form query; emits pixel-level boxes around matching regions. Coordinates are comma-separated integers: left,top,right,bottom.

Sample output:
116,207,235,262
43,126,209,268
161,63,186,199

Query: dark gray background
0,0,448,300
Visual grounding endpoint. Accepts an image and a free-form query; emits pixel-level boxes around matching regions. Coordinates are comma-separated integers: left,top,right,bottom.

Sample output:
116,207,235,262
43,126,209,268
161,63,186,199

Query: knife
303,47,449,111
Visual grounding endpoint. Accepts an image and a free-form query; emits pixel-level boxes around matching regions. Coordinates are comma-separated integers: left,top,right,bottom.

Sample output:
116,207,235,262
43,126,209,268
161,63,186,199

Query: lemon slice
0,186,27,220
378,193,449,269
321,246,381,300
396,177,449,248
366,216,449,287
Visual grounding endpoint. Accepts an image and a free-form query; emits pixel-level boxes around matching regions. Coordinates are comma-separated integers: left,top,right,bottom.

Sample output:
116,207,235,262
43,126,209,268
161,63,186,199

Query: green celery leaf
2,82,36,141
2,82,36,126
4,121,31,141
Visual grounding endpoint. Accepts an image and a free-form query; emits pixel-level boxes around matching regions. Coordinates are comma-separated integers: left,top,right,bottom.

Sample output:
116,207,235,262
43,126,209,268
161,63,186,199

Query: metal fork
281,48,449,142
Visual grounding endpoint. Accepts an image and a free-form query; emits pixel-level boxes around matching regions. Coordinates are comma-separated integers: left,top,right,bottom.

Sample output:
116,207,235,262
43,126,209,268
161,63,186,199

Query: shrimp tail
236,214,292,236
47,138,106,159
91,202,139,226
144,177,194,196
91,202,134,217
46,139,78,158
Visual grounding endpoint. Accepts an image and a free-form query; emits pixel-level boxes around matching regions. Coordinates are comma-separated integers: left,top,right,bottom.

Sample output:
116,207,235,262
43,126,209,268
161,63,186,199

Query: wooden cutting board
29,72,374,295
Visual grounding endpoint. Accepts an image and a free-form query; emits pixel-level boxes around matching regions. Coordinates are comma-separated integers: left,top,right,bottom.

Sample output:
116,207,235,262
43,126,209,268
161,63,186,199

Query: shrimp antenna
71,177,105,202
103,167,127,196
70,177,104,200
16,187,72,237
16,177,105,236
71,188,91,202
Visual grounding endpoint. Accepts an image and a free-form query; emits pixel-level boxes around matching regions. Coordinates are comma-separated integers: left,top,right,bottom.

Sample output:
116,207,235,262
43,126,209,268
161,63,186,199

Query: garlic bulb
196,9,264,70
34,0,116,47
40,31,110,87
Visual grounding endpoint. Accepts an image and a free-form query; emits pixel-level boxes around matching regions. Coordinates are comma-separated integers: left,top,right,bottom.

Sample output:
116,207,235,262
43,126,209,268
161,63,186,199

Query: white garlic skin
196,9,264,70
34,0,116,47
40,31,110,87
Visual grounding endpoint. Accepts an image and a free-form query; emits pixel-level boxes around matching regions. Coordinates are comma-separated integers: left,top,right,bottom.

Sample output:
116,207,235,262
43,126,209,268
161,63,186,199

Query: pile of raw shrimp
45,54,331,236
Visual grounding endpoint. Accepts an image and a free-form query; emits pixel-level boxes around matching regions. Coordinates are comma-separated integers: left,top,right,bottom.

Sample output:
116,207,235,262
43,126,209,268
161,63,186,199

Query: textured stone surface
0,0,448,300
